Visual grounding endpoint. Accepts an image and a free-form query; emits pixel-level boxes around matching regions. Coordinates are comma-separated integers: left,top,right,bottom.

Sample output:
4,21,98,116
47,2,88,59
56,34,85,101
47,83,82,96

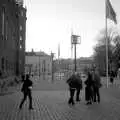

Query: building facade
25,50,52,78
54,57,94,73
0,0,26,77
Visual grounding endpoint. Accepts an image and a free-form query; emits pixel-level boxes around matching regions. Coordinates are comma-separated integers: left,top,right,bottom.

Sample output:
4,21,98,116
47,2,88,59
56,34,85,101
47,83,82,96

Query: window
21,11,23,16
2,6,5,38
6,59,8,71
20,25,22,31
20,45,22,49
20,36,22,41
5,19,8,40
1,57,5,71
15,12,19,18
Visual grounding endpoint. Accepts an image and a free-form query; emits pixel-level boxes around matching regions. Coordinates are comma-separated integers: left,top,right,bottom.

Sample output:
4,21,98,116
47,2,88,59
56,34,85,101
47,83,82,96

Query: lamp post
71,34,81,72
51,52,55,83
39,55,40,78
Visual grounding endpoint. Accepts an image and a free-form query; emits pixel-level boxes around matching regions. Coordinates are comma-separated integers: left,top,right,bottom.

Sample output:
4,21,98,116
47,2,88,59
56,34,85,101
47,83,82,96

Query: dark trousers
110,77,114,84
93,86,100,102
76,87,81,101
85,86,93,102
19,90,32,109
68,88,76,105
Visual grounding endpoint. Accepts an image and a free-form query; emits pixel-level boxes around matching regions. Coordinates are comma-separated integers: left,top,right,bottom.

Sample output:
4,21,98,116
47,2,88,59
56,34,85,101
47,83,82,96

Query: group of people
66,69,102,105
19,69,102,110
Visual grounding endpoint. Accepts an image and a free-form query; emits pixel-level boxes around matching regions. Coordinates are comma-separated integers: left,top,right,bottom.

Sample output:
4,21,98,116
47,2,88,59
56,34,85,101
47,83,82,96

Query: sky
24,0,120,59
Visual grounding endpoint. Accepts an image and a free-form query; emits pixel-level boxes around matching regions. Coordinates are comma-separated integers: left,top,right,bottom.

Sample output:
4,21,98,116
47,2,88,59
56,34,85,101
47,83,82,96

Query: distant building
25,50,52,78
76,57,94,71
54,57,94,73
0,0,27,77
52,57,94,80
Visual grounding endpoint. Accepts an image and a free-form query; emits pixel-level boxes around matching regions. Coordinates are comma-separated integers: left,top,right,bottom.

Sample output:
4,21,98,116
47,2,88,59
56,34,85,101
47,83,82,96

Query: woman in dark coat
84,71,94,105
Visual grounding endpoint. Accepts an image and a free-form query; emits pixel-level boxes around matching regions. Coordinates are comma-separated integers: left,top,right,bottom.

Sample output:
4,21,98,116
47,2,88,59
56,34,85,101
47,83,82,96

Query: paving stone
0,87,120,120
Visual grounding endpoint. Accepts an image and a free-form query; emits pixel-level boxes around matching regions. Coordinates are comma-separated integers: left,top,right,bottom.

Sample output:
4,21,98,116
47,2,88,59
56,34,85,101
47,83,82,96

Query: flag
106,0,117,24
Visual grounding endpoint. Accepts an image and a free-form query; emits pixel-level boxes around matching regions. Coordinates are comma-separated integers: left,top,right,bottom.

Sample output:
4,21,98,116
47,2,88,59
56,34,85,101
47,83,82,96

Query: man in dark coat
19,74,33,110
66,72,82,105
92,70,102,103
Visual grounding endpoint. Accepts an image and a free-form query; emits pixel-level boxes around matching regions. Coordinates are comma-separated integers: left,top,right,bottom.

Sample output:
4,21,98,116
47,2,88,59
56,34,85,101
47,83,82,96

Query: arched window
6,59,8,71
20,36,22,41
20,44,22,49
20,25,22,31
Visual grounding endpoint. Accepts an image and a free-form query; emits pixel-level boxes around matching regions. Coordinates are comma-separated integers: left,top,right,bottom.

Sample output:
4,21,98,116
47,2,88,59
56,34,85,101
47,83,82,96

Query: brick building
0,0,27,77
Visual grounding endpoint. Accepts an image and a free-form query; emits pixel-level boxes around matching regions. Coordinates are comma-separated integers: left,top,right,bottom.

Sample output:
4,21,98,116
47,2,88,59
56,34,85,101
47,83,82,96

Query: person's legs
76,87,81,101
68,88,75,105
96,88,100,103
93,87,97,102
28,91,33,109
90,86,94,102
19,92,27,109
89,87,94,104
85,87,91,104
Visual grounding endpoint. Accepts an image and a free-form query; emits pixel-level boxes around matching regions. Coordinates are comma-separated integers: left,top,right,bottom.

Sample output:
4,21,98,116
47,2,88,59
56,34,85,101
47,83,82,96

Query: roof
25,51,50,57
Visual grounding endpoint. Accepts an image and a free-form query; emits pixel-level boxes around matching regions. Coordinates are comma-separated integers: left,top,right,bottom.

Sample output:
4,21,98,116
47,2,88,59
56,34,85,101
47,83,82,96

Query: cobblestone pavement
1,87,120,120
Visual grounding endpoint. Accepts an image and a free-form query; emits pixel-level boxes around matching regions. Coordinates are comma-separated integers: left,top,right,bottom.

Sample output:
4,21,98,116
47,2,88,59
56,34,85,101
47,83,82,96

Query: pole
39,56,40,78
105,0,109,88
58,43,60,60
71,29,73,59
74,43,77,72
51,52,54,83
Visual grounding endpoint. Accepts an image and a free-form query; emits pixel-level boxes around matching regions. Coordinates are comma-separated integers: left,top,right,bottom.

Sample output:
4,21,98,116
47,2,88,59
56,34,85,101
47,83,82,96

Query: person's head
72,71,77,76
26,74,30,80
21,74,25,79
74,72,77,75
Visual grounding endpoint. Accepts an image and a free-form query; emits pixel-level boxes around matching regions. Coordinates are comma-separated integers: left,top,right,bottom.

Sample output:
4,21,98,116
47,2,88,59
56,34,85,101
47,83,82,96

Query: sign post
71,35,81,72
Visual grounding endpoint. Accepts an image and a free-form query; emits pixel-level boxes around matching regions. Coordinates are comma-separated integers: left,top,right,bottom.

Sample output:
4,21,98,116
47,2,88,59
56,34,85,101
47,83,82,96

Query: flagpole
58,43,60,60
71,28,73,59
105,0,109,88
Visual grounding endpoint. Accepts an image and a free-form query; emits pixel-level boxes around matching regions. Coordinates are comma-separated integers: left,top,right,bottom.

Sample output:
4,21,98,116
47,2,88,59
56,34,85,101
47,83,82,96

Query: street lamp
39,55,40,78
51,52,55,83
71,34,81,72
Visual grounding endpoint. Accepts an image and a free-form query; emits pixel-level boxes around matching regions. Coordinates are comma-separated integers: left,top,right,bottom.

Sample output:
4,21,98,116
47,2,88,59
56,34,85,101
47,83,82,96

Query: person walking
84,71,94,105
19,74,33,110
92,70,102,103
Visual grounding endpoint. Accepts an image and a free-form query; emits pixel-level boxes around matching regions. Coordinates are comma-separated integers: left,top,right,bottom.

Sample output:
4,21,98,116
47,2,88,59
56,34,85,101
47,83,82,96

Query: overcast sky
24,0,120,58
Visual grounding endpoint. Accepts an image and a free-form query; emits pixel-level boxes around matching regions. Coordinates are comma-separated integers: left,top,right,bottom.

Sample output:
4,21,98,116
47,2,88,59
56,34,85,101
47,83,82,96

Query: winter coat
21,78,33,93
92,73,102,88
66,74,82,89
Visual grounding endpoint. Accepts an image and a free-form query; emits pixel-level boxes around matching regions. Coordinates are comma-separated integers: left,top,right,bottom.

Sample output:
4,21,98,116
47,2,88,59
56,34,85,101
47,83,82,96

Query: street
1,0,120,119
0,78,120,120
